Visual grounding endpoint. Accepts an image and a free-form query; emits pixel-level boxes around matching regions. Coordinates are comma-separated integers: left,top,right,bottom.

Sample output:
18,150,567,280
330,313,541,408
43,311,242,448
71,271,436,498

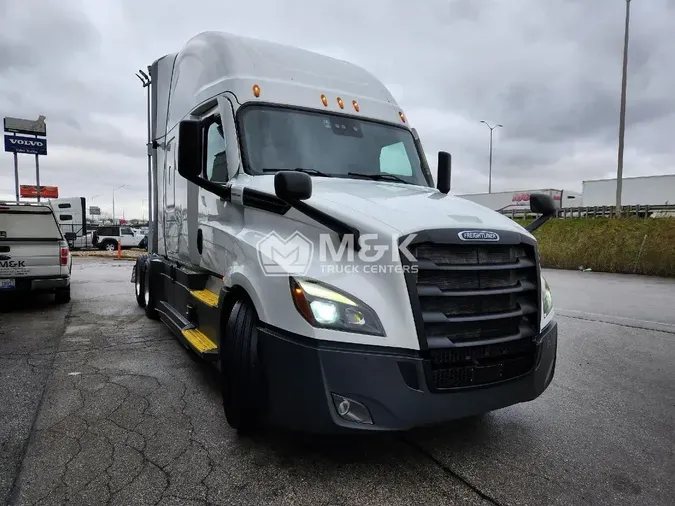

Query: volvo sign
3,114,48,202
4,134,48,155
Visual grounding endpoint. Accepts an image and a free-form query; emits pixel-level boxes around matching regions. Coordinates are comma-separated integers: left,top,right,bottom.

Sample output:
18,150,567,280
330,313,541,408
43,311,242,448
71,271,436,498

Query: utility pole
615,0,632,214
480,121,503,193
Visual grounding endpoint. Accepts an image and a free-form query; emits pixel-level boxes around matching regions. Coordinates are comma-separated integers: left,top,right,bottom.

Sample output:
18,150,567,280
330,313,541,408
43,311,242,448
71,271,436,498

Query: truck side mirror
437,151,451,194
525,194,556,233
530,194,556,216
274,171,312,201
177,119,202,179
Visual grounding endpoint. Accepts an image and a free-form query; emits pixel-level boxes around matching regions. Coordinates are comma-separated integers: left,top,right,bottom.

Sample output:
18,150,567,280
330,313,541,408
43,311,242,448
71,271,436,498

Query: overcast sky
1,0,674,218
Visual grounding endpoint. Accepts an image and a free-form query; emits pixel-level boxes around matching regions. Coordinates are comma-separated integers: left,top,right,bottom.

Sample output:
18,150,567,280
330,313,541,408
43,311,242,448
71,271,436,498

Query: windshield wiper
347,172,409,184
261,168,331,177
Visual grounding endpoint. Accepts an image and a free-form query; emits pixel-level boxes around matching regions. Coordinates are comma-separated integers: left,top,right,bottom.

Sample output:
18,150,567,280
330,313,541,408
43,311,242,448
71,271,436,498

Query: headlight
290,277,385,336
542,274,553,319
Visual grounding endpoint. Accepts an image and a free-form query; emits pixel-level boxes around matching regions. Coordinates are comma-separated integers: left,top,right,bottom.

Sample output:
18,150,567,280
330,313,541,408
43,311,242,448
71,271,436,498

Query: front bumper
259,321,557,433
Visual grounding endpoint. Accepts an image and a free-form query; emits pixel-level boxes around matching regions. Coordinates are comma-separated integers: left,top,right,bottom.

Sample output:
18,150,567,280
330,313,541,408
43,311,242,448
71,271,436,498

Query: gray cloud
0,0,673,215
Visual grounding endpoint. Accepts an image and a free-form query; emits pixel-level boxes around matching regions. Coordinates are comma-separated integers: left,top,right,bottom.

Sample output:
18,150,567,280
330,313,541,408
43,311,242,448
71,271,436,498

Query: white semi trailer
132,31,558,434
582,174,675,207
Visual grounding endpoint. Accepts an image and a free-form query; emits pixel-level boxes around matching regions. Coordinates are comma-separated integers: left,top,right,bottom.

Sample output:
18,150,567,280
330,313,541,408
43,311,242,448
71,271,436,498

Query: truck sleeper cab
133,31,558,434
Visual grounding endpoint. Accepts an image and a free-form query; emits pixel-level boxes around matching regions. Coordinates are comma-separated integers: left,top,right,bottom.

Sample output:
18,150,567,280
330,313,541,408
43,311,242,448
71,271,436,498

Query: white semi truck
47,197,89,248
132,31,558,434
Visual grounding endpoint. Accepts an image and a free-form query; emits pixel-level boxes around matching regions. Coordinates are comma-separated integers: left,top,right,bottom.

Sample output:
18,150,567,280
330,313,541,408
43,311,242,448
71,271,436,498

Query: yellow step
190,289,219,308
181,328,217,353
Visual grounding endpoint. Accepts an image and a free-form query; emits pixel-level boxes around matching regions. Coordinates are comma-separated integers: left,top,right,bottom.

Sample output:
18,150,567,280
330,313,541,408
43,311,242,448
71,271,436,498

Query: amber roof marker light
253,84,261,97
352,100,360,112
321,94,328,106
337,97,344,109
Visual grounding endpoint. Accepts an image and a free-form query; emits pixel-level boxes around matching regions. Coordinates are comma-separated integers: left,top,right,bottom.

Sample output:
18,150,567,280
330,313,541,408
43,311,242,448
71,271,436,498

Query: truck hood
239,175,533,238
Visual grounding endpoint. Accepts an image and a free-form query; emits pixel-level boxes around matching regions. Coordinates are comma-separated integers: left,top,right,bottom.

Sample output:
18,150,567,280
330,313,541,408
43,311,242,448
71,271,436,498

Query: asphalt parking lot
1,258,674,506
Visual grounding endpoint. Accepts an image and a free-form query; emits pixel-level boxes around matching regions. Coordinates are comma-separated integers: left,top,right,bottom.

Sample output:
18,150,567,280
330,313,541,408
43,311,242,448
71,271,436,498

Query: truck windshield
239,105,432,186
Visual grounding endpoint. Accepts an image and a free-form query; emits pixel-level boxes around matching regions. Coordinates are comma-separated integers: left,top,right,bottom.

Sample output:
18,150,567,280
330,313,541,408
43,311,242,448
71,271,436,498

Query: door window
204,118,227,182
165,138,175,208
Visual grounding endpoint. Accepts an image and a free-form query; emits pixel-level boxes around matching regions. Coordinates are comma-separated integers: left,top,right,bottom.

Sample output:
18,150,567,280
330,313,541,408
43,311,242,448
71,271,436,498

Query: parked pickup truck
0,201,72,303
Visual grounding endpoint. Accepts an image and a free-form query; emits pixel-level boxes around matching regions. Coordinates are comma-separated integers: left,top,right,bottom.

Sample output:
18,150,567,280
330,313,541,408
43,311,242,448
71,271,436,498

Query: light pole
480,121,503,193
615,0,632,214
112,185,128,225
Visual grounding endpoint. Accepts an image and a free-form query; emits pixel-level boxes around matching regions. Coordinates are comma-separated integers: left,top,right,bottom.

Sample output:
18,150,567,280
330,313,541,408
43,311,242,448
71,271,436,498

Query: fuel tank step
181,328,218,353
190,289,219,308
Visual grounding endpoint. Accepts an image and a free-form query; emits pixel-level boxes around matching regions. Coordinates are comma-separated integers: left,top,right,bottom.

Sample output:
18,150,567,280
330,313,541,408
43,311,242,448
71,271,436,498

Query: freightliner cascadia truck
132,31,558,434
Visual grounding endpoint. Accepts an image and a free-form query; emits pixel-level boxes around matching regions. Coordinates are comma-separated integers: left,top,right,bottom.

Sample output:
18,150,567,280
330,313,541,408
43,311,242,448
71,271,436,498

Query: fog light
331,393,373,424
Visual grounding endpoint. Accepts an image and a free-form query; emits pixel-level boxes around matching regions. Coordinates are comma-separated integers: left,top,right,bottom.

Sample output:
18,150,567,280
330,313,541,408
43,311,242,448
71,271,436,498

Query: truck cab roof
154,31,407,139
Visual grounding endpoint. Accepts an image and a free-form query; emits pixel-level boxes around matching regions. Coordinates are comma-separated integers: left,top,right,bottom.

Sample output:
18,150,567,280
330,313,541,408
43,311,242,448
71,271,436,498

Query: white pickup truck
0,201,72,303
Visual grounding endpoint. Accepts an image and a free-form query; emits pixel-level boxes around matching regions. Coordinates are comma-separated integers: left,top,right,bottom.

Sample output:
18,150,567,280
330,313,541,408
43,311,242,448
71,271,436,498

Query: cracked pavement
1,259,674,505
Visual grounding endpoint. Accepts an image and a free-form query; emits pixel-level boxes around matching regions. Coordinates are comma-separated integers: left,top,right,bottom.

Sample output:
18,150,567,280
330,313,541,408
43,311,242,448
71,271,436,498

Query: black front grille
407,237,540,390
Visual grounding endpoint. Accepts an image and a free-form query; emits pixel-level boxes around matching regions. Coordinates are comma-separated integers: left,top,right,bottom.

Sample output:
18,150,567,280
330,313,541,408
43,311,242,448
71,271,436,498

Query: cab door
163,136,179,258
189,95,241,271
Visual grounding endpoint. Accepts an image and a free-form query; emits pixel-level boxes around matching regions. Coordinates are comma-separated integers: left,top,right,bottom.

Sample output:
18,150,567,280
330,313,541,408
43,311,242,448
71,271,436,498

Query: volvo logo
458,230,500,242
7,138,45,147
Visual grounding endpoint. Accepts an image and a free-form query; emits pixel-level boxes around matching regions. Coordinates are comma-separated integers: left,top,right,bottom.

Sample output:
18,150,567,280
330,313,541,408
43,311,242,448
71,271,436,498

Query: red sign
20,185,59,198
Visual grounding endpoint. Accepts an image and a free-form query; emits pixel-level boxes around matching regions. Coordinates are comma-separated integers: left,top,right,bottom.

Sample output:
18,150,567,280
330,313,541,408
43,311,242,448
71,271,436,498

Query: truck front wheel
143,259,159,320
134,255,148,308
220,298,266,433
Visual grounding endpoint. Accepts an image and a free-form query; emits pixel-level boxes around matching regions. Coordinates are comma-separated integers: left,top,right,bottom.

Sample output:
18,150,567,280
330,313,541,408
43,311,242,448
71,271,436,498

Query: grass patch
513,217,675,277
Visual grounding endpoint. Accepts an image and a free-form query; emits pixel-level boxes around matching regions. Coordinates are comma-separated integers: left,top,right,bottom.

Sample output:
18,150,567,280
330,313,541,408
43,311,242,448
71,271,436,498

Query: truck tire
220,298,266,433
143,258,159,320
55,286,71,304
134,255,148,308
